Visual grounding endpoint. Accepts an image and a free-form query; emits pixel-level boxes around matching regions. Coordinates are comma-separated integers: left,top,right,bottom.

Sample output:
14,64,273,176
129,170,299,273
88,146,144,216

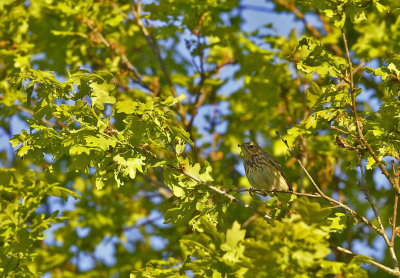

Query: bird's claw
249,187,257,197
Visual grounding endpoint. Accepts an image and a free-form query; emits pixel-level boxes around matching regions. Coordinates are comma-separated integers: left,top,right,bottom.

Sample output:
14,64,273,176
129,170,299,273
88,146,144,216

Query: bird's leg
249,187,257,197
249,188,269,197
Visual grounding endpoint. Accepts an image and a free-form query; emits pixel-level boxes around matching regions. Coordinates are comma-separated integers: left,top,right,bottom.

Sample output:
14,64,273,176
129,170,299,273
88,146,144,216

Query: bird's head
238,141,263,158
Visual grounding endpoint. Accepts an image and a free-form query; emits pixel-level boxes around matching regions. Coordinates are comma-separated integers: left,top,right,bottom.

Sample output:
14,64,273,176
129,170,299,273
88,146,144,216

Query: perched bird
238,141,292,193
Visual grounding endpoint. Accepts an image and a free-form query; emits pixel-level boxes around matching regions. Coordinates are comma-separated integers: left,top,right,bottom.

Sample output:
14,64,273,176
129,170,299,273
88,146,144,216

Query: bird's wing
263,152,292,191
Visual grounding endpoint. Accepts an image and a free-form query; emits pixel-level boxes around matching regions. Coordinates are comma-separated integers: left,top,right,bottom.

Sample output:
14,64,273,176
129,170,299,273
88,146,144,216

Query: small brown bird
239,141,292,192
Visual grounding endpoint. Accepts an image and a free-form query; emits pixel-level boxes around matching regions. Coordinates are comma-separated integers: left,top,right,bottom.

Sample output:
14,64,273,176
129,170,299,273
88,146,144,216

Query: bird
238,141,292,194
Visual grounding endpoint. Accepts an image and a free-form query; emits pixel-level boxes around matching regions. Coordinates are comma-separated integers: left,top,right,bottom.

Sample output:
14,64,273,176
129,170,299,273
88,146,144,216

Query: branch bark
276,132,382,236
332,245,400,277
131,1,186,124
341,30,400,196
169,164,273,221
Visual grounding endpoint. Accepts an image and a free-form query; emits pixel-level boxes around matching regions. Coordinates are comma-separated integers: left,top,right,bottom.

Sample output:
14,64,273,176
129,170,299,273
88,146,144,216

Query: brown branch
138,173,172,199
332,245,400,277
230,188,322,199
341,30,400,196
335,62,366,89
392,194,399,244
186,60,233,133
272,0,344,56
186,91,208,132
82,18,150,93
276,131,382,234
1,95,63,129
15,103,56,127
342,29,399,269
391,160,400,247
168,165,272,221
131,1,186,123
356,152,399,270
330,126,357,139
186,21,207,133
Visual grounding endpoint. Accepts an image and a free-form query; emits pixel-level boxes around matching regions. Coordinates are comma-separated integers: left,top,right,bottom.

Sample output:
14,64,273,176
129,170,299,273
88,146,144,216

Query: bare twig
138,173,172,199
186,91,208,132
83,18,150,93
356,152,398,270
276,131,382,234
272,0,344,56
169,165,272,221
341,30,400,196
332,245,400,277
0,94,62,129
15,103,56,127
391,160,399,247
131,1,186,122
342,29,399,270
330,126,358,139
229,188,322,199
391,194,399,244
335,62,366,89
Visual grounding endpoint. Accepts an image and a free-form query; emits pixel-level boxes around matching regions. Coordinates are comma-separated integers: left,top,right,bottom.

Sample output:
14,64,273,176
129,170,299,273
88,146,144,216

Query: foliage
1,0,400,277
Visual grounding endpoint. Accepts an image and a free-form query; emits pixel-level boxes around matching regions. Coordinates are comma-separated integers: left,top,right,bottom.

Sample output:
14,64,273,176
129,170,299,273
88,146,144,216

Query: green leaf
221,221,246,263
373,1,387,13
48,185,81,200
114,154,145,180
89,81,116,110
327,212,346,233
307,82,322,108
293,198,331,225
115,98,138,114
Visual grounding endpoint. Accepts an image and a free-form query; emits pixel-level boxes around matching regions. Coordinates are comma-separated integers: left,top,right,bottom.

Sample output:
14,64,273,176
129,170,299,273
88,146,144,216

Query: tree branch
332,245,400,277
168,165,272,221
131,1,186,123
356,151,399,270
272,0,344,56
276,131,382,235
391,160,400,249
229,188,322,199
83,18,148,89
341,30,400,196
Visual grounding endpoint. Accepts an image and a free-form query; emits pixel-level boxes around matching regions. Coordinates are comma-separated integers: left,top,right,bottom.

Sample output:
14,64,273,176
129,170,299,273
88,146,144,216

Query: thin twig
335,62,366,89
131,1,186,123
15,103,55,127
186,23,207,133
83,19,150,93
229,188,322,198
341,30,400,196
272,0,343,56
139,173,172,199
169,165,272,221
330,126,358,138
392,194,399,244
391,160,399,247
276,131,381,234
357,152,398,270
0,94,60,128
342,29,399,270
332,245,400,277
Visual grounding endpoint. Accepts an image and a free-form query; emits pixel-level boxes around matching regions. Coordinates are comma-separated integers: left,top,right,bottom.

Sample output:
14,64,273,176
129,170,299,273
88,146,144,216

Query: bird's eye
249,145,254,149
